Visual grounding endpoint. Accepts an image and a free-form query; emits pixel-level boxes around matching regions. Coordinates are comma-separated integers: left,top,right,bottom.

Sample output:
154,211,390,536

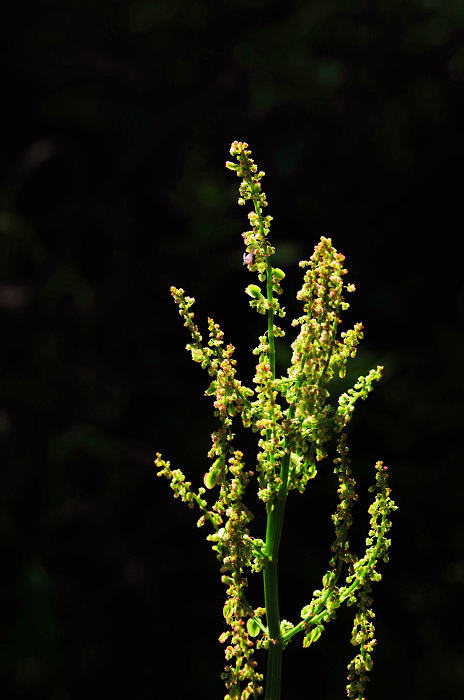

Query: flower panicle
156,142,396,700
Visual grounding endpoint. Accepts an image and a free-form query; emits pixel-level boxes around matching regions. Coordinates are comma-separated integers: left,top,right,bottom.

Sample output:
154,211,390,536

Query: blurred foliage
0,0,463,698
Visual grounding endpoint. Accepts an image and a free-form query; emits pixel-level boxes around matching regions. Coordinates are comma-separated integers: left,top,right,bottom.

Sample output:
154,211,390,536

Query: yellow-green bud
212,456,226,471
272,267,285,280
303,624,324,648
365,653,373,671
247,618,260,638
245,284,264,299
203,469,218,489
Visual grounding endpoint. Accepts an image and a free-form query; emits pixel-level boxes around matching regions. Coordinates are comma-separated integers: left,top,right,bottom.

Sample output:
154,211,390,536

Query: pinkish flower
243,246,255,266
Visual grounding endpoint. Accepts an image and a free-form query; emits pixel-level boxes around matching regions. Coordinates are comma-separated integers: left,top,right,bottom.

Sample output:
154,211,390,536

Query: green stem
266,631,282,700
266,260,275,379
249,173,288,699
263,554,282,699
263,472,290,699
259,209,283,698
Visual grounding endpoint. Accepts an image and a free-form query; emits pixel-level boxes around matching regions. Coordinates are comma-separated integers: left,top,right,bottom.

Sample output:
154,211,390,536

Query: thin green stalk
265,258,276,379
262,237,287,699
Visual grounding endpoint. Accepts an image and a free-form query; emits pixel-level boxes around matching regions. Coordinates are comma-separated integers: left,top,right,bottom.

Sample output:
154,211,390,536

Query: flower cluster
226,142,285,334
156,142,397,700
279,440,396,700
226,142,273,277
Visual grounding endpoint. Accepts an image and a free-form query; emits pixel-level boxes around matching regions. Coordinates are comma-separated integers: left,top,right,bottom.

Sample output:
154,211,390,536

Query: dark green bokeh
0,1,463,698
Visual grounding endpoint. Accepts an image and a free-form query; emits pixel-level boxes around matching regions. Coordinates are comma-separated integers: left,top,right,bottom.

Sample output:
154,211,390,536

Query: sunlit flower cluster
157,143,397,700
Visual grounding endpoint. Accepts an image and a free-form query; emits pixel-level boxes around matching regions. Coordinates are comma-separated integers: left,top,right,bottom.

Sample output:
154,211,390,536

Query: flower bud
246,284,264,299
247,618,260,638
203,469,218,489
303,623,324,648
310,625,323,644
365,653,373,671
212,456,226,471
272,267,285,280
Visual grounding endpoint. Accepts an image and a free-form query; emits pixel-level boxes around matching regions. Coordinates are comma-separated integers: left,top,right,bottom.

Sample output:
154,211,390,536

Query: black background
1,1,463,698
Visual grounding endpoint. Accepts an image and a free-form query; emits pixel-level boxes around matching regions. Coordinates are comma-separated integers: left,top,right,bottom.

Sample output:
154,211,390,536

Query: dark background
1,0,463,698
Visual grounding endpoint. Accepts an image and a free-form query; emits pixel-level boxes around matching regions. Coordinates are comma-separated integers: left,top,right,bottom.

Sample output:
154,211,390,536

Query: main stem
262,236,290,700
249,182,290,700
263,486,288,699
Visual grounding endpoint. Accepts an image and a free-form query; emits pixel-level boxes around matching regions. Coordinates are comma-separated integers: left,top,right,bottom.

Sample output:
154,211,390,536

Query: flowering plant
156,142,397,700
